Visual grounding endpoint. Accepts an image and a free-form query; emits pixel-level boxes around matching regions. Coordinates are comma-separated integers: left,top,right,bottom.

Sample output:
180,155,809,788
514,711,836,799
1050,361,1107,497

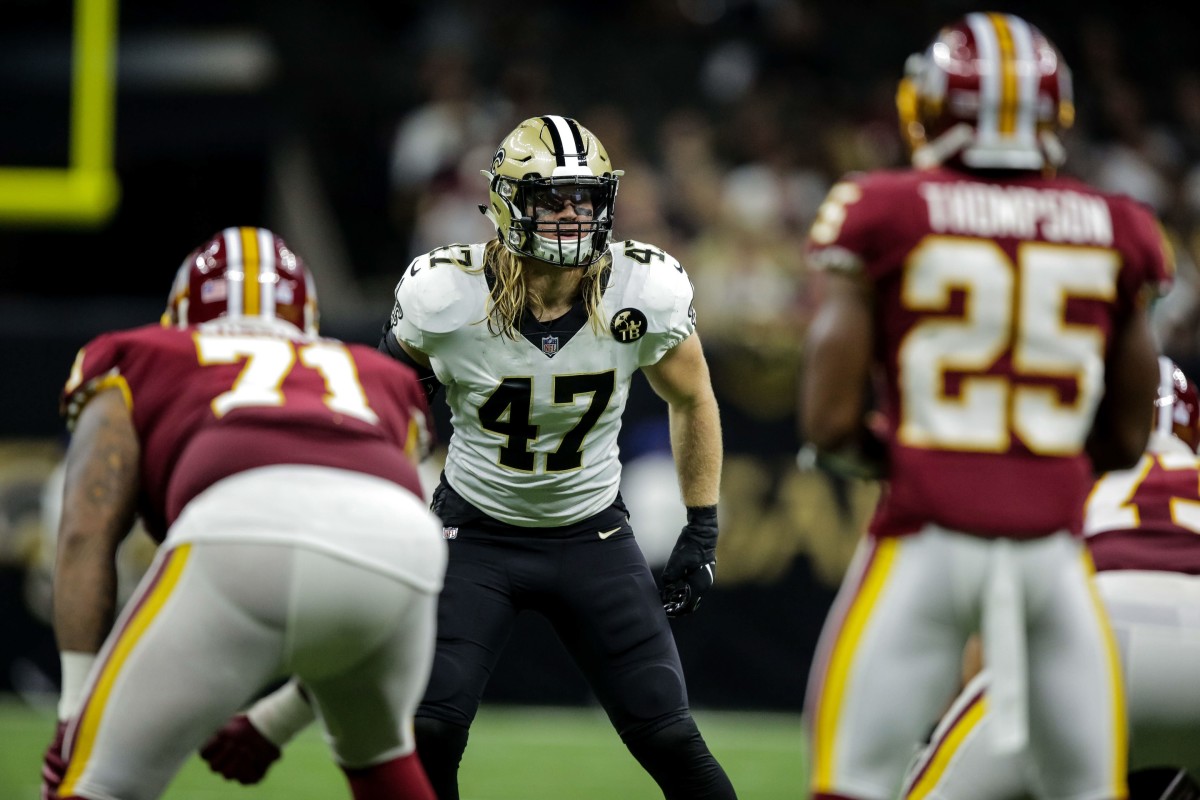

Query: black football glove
660,505,718,618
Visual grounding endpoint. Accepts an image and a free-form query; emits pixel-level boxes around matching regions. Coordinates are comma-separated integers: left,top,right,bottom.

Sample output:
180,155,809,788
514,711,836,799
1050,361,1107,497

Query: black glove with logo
660,505,718,618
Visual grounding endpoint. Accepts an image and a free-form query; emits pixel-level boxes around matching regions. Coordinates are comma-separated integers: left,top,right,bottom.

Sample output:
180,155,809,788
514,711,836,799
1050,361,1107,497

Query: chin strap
912,124,977,169
1039,130,1067,168
913,123,1065,171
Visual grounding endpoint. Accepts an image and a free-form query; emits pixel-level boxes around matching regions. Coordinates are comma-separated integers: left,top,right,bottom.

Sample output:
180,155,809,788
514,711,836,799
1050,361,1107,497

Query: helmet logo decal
200,279,227,303
276,280,295,305
491,147,506,173
610,308,647,343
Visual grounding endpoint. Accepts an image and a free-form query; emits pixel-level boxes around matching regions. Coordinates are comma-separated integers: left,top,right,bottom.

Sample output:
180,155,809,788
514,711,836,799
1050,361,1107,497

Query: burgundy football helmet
165,227,318,334
896,12,1074,171
1156,357,1200,453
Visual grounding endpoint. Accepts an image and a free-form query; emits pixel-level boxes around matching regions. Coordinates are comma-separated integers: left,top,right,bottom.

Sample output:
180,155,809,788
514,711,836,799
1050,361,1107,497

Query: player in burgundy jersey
40,227,445,800
801,13,1171,800
901,358,1200,799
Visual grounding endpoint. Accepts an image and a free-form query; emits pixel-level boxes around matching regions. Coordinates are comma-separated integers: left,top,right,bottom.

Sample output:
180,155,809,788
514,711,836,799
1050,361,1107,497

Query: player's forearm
668,392,723,508
52,532,120,719
54,388,140,652
53,537,120,654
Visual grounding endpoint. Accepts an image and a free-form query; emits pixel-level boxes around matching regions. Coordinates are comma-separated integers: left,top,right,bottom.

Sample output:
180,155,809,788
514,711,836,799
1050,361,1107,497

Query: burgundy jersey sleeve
62,324,431,541
1086,451,1200,574
62,325,206,539
62,330,136,428
1109,195,1175,318
806,171,913,280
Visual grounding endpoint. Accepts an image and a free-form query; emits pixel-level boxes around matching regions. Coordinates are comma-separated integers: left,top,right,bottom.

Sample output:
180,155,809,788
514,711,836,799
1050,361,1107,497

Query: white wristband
246,679,316,746
58,651,97,720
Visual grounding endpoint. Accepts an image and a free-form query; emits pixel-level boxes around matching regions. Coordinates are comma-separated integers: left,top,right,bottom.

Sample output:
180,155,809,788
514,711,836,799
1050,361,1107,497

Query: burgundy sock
343,752,435,800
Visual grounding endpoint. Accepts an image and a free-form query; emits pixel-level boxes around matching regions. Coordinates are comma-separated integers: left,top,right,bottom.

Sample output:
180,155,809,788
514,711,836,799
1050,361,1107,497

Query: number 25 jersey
807,166,1174,538
386,241,695,527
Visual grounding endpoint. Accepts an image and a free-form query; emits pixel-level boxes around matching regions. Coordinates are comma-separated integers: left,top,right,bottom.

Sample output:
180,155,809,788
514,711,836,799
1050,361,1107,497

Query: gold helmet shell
481,115,622,267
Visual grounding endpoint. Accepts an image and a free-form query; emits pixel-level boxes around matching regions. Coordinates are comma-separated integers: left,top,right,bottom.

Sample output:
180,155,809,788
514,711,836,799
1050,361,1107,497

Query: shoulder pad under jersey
390,245,484,344
610,240,694,320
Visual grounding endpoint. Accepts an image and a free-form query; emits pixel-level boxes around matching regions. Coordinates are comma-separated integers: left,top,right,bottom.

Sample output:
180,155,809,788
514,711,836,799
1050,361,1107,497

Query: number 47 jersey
61,318,430,542
386,240,696,528
806,166,1174,539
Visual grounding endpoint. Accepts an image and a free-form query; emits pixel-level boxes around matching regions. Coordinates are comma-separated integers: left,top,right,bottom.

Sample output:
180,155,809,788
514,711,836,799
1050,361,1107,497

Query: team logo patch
389,301,403,326
443,526,458,540
541,334,559,357
200,278,227,303
610,308,647,343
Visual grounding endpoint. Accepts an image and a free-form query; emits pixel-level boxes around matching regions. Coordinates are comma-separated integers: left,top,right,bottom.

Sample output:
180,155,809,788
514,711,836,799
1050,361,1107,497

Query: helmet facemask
496,174,618,267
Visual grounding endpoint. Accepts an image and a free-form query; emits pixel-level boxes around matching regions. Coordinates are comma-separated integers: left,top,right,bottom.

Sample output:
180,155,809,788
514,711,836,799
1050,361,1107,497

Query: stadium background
1,0,1198,793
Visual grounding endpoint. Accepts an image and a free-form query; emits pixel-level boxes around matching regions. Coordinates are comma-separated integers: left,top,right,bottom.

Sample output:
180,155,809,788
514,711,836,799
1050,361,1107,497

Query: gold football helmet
481,115,622,267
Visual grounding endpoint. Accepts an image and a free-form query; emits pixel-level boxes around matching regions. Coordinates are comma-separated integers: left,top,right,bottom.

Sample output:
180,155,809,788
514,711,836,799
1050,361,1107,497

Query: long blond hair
472,240,611,339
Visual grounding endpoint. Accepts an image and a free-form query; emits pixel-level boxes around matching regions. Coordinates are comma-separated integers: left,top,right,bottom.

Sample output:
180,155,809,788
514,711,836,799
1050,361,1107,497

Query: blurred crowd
376,1,1200,438
4,0,1198,709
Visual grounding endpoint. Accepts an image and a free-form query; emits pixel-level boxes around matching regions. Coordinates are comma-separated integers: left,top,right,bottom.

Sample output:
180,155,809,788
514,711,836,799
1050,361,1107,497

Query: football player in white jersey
198,117,735,799
371,114,735,800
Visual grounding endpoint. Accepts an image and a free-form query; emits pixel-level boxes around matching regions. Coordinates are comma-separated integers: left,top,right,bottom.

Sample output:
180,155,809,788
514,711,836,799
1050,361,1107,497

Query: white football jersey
387,240,696,526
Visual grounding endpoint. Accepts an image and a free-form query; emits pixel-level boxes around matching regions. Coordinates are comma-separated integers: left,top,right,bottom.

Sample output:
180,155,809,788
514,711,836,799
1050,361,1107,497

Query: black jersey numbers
624,241,683,273
479,370,616,473
429,245,474,269
478,377,538,471
546,372,616,472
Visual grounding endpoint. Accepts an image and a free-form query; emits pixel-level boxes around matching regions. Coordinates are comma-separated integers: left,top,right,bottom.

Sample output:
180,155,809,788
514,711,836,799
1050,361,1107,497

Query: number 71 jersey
806,166,1174,538
61,319,429,541
387,240,696,527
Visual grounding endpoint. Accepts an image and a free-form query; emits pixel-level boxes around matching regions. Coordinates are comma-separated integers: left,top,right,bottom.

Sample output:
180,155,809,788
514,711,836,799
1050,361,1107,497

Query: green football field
0,700,807,799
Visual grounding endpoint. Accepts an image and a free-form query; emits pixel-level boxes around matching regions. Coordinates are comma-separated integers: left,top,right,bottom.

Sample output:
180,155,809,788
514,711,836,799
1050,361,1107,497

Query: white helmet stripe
1006,14,1039,145
542,115,588,175
966,13,1000,144
256,227,276,321
221,226,244,318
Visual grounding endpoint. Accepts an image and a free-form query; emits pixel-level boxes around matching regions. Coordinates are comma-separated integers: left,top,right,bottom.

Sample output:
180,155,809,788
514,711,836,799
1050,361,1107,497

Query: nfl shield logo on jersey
541,334,559,357
443,526,458,540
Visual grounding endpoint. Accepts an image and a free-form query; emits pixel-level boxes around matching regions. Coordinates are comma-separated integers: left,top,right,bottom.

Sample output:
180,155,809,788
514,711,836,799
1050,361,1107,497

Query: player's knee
414,716,470,800
622,717,735,800
1128,768,1200,800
